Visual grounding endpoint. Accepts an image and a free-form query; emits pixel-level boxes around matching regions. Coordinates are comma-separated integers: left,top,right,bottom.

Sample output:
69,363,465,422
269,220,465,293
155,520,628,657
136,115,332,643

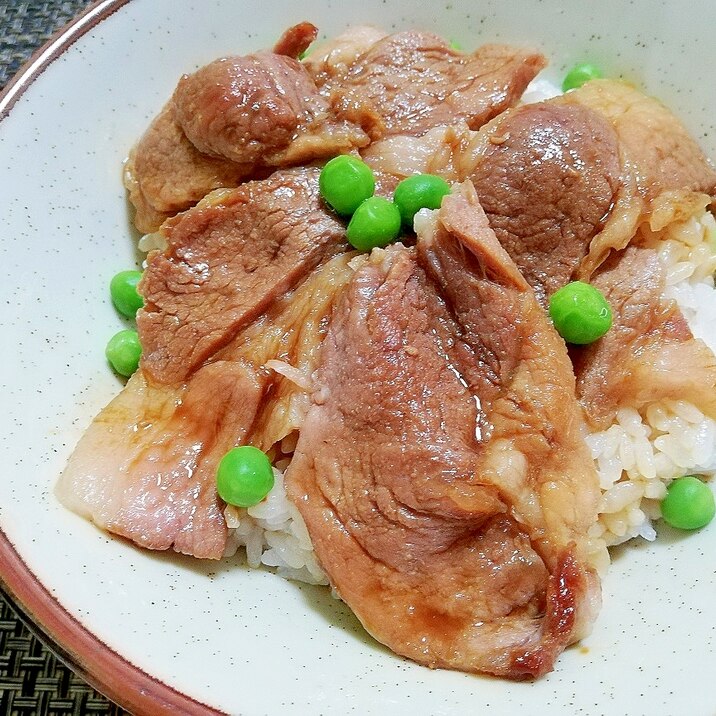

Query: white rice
223,467,328,585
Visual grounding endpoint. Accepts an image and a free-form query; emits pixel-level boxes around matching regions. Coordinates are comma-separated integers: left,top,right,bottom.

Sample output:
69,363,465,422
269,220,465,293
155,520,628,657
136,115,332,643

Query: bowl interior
1,0,714,713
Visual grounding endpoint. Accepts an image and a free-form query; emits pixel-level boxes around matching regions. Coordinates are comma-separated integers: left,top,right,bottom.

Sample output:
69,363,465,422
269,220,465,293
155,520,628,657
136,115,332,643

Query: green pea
393,174,452,227
319,155,376,216
110,270,144,318
661,476,715,530
216,446,274,507
548,281,612,344
346,196,402,251
562,62,603,92
449,39,463,52
105,329,142,377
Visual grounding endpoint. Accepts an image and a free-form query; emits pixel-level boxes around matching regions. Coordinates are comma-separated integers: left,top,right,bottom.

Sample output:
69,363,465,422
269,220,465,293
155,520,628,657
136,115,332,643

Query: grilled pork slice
286,184,600,679
468,102,621,305
317,31,545,138
364,101,622,306
56,254,354,559
573,246,716,428
127,25,545,232
138,168,345,385
562,79,716,278
125,23,372,232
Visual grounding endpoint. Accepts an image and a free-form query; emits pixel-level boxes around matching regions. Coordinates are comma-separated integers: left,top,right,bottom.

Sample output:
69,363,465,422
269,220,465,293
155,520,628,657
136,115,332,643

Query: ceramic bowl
1,1,714,713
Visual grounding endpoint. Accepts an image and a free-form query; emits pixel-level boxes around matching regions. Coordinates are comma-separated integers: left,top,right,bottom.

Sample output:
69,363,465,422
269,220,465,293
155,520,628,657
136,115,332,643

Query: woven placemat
0,594,127,715
0,0,95,88
1,4,129,713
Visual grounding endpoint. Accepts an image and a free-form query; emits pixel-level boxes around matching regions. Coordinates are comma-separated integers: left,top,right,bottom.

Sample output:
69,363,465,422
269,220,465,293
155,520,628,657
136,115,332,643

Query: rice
223,467,328,585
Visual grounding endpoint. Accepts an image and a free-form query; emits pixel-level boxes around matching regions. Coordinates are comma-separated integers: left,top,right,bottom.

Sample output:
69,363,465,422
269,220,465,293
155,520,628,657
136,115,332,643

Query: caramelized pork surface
286,185,600,679
138,168,346,385
366,81,716,432
125,23,372,233
56,255,355,559
318,32,546,137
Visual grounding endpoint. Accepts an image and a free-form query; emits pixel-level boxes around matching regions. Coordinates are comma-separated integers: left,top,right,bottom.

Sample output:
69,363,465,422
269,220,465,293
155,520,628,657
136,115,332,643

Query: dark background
1,1,127,713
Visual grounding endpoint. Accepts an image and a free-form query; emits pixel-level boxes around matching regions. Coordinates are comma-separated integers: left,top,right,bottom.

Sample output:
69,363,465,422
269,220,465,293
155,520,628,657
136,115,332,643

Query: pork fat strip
286,184,600,679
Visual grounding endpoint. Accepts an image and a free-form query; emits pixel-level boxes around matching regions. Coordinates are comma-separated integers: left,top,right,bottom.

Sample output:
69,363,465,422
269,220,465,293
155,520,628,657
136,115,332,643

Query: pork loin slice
123,103,253,234
572,246,716,428
56,255,354,559
469,102,621,305
286,184,600,679
318,31,546,137
562,79,716,278
138,168,346,385
172,48,371,168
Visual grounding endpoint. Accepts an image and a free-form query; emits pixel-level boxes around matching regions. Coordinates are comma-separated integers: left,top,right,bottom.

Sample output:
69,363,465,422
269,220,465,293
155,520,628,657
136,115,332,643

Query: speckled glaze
0,1,715,714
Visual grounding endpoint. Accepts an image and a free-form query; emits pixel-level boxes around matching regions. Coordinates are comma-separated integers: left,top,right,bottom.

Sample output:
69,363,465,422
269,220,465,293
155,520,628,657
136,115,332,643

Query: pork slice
572,246,716,428
56,362,262,559
137,168,346,385
567,79,716,203
57,255,354,559
272,21,318,59
320,32,545,137
302,25,387,84
124,103,252,233
172,49,370,167
469,102,621,304
562,80,716,277
286,185,600,679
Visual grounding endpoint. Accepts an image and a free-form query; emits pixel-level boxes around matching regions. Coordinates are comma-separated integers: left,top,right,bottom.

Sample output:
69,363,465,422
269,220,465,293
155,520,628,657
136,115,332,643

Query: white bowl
1,1,714,713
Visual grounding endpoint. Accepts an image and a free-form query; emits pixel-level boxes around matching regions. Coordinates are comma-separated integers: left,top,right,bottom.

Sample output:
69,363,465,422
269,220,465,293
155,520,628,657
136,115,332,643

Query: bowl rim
0,1,224,712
